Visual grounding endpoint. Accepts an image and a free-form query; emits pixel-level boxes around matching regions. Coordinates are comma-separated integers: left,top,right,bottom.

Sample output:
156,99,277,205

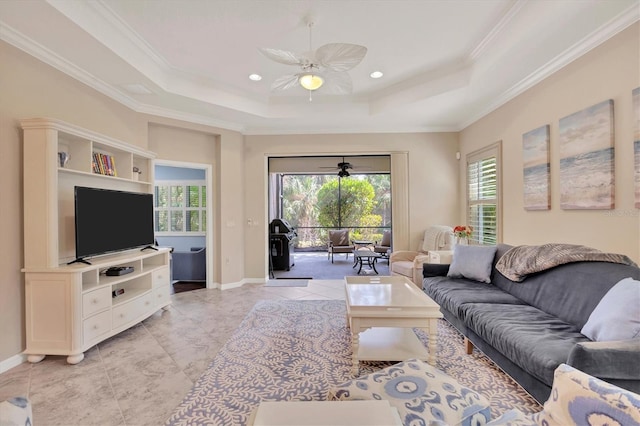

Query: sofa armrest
390,250,421,263
567,339,640,380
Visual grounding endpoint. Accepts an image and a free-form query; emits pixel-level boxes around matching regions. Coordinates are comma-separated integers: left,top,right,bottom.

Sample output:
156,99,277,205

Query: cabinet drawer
82,287,112,318
152,266,170,289
112,292,153,330
154,285,171,307
83,310,111,344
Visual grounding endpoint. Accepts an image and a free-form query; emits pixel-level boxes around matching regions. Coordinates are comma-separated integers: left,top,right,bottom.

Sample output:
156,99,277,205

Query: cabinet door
25,273,81,354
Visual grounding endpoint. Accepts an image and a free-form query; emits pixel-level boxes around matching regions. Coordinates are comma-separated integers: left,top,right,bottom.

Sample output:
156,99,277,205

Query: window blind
466,142,501,245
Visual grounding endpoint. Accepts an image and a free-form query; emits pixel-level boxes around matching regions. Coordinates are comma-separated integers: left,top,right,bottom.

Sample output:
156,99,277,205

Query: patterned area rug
166,300,541,425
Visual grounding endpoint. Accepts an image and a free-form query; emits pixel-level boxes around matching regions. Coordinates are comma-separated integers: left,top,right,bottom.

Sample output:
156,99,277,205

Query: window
154,181,206,235
467,142,501,245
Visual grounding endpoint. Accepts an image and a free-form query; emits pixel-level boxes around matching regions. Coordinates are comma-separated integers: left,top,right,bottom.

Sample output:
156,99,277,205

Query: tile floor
0,280,347,426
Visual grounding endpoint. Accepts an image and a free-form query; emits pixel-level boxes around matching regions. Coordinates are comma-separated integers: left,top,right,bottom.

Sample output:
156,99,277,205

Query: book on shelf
92,152,118,177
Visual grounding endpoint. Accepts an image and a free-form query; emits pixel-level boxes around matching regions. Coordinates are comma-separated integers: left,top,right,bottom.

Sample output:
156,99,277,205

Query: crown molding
458,3,640,131
88,0,173,72
468,0,527,61
137,104,246,133
0,22,140,110
242,124,458,136
1,22,246,133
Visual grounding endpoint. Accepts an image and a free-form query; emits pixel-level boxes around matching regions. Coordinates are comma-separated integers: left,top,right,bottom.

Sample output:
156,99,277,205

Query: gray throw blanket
496,243,638,282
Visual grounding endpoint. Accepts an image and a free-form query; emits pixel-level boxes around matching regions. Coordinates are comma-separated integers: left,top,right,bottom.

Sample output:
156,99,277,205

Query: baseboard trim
0,353,27,374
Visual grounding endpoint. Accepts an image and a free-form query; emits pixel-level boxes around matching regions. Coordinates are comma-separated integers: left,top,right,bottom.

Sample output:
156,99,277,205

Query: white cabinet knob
93,325,98,330
92,299,98,304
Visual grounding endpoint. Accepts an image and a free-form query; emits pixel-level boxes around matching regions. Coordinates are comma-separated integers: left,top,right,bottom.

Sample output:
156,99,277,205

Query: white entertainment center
21,118,171,364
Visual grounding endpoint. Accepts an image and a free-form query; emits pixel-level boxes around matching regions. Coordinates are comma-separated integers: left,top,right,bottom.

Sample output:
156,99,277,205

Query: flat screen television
72,186,154,264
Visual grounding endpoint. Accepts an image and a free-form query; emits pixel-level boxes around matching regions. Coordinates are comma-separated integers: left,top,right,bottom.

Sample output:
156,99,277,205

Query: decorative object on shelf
559,99,614,210
58,151,70,168
523,125,550,210
453,225,473,245
133,166,142,181
633,87,640,209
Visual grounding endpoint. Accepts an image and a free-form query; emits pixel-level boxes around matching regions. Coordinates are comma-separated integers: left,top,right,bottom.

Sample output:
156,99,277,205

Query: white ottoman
328,359,490,426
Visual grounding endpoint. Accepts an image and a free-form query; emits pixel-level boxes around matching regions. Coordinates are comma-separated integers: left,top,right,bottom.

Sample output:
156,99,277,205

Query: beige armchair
390,225,453,286
327,229,354,263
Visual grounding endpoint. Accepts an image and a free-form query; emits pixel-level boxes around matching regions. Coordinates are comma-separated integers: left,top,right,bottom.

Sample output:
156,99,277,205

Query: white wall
0,41,246,367
243,133,460,279
459,23,640,262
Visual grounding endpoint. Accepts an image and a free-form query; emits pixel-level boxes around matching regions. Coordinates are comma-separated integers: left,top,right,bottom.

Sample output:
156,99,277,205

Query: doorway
154,160,214,291
267,155,391,279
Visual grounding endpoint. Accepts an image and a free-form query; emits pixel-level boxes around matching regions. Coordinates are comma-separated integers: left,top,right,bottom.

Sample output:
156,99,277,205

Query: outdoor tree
316,178,378,229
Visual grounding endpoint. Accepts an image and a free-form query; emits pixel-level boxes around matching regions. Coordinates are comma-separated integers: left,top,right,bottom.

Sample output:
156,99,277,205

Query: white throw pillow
581,277,640,341
447,245,497,283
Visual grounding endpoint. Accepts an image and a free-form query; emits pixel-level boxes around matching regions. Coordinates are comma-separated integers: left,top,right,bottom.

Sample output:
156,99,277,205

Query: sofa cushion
532,364,640,426
328,359,491,426
492,260,640,329
462,303,590,386
447,245,497,283
581,277,640,342
423,277,525,321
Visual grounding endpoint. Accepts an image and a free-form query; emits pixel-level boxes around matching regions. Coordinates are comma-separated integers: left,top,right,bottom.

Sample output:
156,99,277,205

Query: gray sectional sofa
421,243,640,403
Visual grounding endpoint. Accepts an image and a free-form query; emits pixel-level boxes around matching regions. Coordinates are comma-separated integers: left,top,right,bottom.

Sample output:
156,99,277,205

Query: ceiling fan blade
259,48,304,66
315,43,367,72
271,74,300,91
322,71,353,95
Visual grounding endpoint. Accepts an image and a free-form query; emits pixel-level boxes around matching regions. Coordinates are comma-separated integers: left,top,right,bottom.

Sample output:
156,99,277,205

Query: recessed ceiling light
370,71,384,79
249,74,262,81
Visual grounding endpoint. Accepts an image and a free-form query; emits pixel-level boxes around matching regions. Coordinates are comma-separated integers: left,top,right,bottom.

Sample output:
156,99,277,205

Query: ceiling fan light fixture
338,169,350,178
299,74,324,91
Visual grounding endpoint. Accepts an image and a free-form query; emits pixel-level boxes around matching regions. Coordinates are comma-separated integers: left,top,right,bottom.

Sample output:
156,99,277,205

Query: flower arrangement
453,225,473,239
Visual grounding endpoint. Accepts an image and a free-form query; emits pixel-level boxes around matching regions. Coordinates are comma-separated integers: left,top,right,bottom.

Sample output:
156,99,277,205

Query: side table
352,250,382,274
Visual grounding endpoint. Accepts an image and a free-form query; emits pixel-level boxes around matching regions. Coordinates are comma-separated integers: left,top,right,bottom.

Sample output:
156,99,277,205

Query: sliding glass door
277,173,391,250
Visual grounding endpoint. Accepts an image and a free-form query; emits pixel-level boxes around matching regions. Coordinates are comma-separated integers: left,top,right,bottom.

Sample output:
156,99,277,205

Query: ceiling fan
319,157,368,177
259,21,367,98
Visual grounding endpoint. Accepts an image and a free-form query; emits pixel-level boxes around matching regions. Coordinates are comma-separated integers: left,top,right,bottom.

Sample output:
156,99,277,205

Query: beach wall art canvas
559,100,615,210
523,125,551,210
634,87,640,208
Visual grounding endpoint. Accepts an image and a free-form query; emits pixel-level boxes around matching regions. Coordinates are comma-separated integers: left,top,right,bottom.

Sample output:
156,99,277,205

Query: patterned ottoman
0,397,33,426
328,359,490,426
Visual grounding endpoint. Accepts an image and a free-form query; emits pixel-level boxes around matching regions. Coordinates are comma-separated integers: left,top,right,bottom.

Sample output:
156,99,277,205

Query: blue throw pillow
447,245,497,283
581,277,640,341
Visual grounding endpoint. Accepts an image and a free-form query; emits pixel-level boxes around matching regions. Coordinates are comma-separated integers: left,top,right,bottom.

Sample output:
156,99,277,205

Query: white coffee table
248,400,402,425
345,275,443,376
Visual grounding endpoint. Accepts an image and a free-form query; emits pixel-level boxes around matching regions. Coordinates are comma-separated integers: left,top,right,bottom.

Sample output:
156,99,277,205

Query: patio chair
373,230,391,257
327,229,354,263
